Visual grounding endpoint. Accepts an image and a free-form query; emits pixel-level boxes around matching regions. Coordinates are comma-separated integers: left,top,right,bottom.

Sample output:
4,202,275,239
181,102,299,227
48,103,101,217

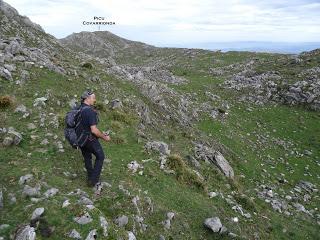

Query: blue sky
4,0,320,47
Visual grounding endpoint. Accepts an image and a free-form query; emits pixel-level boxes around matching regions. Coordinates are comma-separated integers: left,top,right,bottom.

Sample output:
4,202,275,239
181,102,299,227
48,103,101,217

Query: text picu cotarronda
83,16,115,25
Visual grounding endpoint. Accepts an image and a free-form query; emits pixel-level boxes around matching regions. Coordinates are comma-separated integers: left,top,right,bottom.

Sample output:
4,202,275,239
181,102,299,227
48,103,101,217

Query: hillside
0,1,319,240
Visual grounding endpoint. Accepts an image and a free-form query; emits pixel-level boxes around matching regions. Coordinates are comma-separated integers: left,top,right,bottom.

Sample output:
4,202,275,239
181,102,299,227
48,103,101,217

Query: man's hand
103,134,111,142
90,125,111,142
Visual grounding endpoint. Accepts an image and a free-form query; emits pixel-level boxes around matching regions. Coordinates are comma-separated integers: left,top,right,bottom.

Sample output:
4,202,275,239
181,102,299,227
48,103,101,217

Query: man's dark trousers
80,138,105,185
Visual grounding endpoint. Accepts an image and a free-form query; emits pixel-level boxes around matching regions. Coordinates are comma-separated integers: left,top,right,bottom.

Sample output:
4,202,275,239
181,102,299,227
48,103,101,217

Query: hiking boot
93,182,103,196
86,179,95,188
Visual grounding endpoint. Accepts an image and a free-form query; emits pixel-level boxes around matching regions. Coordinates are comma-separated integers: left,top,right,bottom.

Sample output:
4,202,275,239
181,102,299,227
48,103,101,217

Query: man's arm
90,125,110,142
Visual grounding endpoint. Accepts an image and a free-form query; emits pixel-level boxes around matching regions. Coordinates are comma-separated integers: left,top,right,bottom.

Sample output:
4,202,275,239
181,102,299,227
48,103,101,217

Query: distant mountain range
161,41,320,54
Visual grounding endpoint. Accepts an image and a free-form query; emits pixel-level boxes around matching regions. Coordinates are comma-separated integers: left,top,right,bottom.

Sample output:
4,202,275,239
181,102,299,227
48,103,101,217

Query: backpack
64,105,90,149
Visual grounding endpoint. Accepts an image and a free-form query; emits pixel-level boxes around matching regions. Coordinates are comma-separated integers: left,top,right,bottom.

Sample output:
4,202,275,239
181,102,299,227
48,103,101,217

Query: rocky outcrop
194,143,234,179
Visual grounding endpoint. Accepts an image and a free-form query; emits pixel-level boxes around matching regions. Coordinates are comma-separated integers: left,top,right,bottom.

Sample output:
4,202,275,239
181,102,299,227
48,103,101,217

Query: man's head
81,90,96,106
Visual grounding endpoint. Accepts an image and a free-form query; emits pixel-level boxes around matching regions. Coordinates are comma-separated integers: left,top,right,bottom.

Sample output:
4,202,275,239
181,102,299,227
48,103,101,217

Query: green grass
1,48,319,239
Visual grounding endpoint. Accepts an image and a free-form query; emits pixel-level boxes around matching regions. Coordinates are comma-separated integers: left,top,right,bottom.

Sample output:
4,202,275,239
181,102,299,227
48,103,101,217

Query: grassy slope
0,49,319,240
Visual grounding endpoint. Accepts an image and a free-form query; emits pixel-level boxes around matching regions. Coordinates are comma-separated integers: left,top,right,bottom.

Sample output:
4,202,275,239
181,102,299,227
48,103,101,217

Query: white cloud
4,0,320,45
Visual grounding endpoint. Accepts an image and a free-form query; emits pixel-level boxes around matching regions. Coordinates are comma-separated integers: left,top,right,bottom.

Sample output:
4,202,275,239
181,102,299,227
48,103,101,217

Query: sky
4,0,320,48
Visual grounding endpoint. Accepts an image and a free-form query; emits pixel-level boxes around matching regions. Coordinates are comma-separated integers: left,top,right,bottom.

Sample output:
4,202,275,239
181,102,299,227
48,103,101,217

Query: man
77,90,111,188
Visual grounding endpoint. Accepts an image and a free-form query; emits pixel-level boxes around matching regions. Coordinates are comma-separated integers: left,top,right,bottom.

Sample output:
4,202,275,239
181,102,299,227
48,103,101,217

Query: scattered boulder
27,123,36,130
68,229,81,239
22,185,41,197
194,144,234,179
204,217,223,233
100,216,109,237
62,199,70,208
162,212,175,230
31,207,44,221
114,215,128,227
85,229,97,240
208,192,218,198
44,188,59,198
77,196,93,205
128,231,136,240
0,66,13,81
33,97,47,107
0,190,3,209
145,141,170,155
13,225,36,240
127,160,143,173
74,212,93,225
19,174,33,185
110,99,122,109
2,127,22,146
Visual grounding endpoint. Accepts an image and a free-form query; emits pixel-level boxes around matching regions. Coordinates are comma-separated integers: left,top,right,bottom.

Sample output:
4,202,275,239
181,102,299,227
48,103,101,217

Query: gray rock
159,235,166,240
68,229,81,239
186,155,201,168
297,181,317,193
85,229,97,240
69,99,77,109
293,202,308,213
22,185,41,197
33,97,47,107
31,207,44,220
139,104,151,124
167,212,175,221
2,136,13,146
19,174,33,185
128,231,136,240
6,127,23,145
99,216,109,237
8,193,16,204
110,99,122,109
208,192,218,198
145,141,170,155
14,105,27,114
162,219,171,229
44,188,59,198
0,66,13,81
74,212,93,225
20,70,30,83
114,215,128,227
204,217,223,233
27,123,36,130
4,64,16,72
13,225,36,240
0,190,3,209
62,199,70,208
127,160,142,173
78,196,93,205
194,144,234,179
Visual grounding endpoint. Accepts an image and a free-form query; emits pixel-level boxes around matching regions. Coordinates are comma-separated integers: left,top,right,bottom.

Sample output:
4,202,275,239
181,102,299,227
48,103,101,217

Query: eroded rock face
145,141,170,155
1,127,22,146
13,224,36,240
222,61,320,110
194,144,234,179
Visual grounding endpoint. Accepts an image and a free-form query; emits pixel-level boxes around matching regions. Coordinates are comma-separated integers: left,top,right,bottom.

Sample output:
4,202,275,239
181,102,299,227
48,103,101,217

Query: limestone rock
204,217,223,233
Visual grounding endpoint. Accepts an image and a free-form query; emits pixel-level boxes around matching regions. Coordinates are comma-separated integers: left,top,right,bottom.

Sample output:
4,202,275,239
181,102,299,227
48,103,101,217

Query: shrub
111,110,134,125
110,120,123,130
234,194,257,212
93,101,105,112
81,62,93,69
0,95,13,108
167,153,206,191
111,135,127,144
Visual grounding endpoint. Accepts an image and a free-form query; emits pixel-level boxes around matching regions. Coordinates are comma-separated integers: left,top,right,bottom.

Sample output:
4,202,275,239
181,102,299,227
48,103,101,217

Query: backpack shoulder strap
75,105,92,127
